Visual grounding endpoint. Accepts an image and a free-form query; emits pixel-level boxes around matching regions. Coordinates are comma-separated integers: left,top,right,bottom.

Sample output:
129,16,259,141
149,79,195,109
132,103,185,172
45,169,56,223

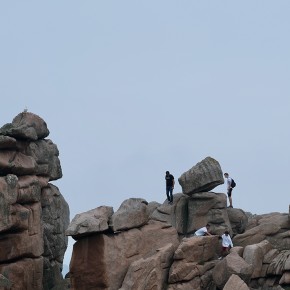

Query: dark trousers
166,186,173,202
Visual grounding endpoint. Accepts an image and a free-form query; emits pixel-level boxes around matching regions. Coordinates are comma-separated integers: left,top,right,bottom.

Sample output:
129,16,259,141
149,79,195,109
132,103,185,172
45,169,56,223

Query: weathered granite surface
67,155,290,290
178,156,224,195
0,112,69,290
2,113,289,290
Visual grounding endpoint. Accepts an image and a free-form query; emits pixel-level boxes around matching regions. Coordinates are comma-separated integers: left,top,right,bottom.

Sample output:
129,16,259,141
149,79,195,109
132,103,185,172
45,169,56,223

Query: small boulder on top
0,112,49,141
178,156,224,196
111,198,149,232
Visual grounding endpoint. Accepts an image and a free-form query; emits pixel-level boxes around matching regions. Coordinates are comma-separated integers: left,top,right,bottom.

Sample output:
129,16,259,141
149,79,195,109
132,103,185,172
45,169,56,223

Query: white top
226,177,232,189
221,233,233,247
194,226,208,236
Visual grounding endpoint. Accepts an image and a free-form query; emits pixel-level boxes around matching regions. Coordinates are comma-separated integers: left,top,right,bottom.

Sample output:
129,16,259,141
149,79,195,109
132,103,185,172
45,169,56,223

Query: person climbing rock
218,230,233,259
194,224,212,236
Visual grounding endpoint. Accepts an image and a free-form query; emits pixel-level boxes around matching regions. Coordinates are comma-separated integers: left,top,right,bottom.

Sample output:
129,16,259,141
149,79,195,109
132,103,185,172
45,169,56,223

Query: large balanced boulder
178,156,224,195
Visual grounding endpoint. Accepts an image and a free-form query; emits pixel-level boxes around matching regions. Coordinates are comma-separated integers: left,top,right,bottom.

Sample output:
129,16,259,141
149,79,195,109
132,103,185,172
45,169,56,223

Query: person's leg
226,246,230,255
169,186,173,203
228,188,233,207
224,246,230,257
221,247,227,257
219,247,226,259
166,186,170,202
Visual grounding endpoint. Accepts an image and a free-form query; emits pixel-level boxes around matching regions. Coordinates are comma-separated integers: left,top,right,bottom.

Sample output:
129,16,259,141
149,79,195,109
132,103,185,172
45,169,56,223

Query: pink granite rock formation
66,156,290,290
119,243,175,290
212,252,253,289
0,112,69,290
66,206,114,238
69,221,179,290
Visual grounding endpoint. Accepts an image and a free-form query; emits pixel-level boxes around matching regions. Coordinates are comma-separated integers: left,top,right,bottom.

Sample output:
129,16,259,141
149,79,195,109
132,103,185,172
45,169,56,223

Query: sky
1,1,290,270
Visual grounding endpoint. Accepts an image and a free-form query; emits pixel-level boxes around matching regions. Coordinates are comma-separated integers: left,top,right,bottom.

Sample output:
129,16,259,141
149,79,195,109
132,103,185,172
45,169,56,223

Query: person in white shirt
224,172,233,208
219,230,233,259
194,224,212,236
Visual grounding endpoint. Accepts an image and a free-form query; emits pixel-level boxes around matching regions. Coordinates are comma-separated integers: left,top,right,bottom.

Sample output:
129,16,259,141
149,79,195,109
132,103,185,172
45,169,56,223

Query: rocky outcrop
178,156,224,195
67,172,242,290
67,167,290,290
69,220,179,290
4,113,290,289
0,112,49,141
230,211,290,289
233,212,290,250
64,156,243,289
0,112,69,290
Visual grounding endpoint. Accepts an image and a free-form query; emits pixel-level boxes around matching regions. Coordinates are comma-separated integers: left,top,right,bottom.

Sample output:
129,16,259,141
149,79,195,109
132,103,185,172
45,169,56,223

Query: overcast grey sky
1,1,290,267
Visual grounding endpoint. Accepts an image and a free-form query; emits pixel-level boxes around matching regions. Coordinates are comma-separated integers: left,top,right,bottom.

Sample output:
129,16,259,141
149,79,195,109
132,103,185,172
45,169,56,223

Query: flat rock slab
66,206,114,238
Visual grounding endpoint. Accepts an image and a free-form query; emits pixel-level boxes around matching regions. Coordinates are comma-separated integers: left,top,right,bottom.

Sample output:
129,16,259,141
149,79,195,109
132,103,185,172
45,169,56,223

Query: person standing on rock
165,171,175,204
194,224,212,236
224,172,234,208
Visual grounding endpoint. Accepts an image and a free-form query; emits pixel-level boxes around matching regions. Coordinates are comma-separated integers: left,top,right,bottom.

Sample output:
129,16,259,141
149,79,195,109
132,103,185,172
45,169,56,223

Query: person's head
224,173,229,178
166,171,170,175
224,230,229,235
206,223,210,229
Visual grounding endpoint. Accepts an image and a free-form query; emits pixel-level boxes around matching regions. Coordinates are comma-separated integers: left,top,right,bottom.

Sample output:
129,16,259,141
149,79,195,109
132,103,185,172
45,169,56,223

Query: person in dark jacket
165,171,175,204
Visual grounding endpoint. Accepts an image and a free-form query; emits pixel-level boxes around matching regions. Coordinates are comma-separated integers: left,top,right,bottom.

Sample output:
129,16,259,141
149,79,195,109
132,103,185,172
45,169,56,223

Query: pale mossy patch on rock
0,274,12,288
